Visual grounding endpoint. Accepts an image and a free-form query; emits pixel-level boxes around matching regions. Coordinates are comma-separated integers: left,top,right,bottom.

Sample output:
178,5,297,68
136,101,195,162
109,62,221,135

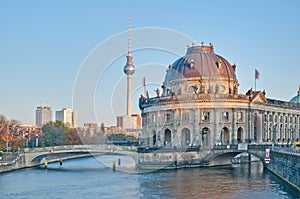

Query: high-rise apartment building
56,108,78,128
36,106,52,127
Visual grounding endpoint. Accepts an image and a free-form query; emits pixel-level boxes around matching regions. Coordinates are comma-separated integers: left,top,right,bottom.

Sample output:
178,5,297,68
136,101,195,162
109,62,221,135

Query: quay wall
267,150,300,191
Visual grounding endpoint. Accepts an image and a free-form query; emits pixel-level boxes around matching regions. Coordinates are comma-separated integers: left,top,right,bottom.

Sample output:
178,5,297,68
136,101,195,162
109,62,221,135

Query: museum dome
290,85,300,103
165,45,237,82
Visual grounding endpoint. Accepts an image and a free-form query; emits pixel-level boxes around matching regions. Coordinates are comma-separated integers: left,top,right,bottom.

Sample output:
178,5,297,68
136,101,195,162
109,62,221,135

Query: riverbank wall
0,153,26,173
266,149,300,192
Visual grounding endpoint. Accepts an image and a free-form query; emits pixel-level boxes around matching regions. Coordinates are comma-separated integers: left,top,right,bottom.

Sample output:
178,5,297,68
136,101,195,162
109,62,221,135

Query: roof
165,45,236,82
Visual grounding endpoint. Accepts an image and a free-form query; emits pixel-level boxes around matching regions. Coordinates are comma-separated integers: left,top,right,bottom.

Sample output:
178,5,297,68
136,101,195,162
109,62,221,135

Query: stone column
256,112,263,143
213,108,218,145
232,108,236,144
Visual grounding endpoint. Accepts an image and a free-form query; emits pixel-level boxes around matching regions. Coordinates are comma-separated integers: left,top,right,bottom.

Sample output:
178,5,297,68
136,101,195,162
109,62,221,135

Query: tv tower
123,16,135,116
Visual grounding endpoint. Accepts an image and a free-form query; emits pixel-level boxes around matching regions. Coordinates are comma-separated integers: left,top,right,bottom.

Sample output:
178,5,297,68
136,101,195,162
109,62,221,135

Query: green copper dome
289,85,300,103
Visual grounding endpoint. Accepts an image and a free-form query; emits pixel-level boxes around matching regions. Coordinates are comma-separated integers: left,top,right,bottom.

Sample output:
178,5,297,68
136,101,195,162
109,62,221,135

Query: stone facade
139,45,300,149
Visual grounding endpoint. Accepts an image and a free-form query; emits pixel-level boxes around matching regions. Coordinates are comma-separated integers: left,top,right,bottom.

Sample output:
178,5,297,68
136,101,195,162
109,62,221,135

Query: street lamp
6,124,9,153
25,132,29,147
272,125,277,148
35,134,39,147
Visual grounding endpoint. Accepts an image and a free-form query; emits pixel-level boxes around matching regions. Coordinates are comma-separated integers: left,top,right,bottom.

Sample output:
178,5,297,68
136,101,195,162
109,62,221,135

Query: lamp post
6,124,9,153
291,128,295,143
35,134,39,147
248,95,252,144
25,132,29,147
272,126,276,149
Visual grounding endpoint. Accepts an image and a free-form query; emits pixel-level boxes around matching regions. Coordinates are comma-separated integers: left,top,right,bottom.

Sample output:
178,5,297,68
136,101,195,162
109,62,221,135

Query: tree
41,121,68,146
65,128,82,145
41,121,83,146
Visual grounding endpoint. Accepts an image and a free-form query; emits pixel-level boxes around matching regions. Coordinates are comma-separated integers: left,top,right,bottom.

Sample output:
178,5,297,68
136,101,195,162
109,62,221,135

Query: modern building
117,114,141,129
83,123,99,136
139,44,300,148
35,106,52,127
56,108,78,128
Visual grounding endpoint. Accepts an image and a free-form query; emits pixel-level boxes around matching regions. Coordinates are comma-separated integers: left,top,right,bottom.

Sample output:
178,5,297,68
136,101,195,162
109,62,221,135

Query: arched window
220,127,230,145
152,130,156,146
237,127,243,143
181,128,190,146
164,129,171,146
201,127,210,146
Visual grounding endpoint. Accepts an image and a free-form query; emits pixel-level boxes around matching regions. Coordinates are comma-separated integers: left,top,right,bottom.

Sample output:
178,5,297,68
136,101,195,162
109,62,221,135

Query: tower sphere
124,55,135,75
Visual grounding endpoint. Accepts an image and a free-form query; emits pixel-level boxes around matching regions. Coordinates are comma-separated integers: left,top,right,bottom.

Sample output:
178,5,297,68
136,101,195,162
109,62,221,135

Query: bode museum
139,44,300,148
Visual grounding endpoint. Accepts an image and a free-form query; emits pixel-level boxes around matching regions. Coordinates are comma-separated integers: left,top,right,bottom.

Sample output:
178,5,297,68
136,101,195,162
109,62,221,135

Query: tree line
0,114,138,151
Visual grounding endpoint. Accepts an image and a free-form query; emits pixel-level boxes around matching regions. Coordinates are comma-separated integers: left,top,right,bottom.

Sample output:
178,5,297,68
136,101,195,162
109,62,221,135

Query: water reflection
137,162,299,199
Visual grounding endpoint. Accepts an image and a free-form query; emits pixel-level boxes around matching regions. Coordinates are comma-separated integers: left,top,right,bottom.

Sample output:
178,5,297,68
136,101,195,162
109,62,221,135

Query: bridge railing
137,146,201,153
137,144,273,153
23,144,137,153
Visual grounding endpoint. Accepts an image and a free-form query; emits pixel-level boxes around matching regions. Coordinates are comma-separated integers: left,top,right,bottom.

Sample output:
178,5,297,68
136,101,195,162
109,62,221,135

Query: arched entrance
220,127,229,145
152,130,156,146
201,127,210,146
237,127,243,143
181,128,190,146
164,129,171,146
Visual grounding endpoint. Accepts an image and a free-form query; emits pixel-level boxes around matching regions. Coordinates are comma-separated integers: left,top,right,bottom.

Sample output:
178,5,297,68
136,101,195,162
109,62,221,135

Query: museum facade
139,44,300,148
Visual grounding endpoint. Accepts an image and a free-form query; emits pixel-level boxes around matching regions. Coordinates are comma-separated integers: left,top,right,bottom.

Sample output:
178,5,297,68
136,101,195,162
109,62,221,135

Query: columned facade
139,45,300,148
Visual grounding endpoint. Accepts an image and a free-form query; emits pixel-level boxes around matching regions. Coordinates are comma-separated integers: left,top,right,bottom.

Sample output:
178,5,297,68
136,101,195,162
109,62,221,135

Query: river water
0,155,298,199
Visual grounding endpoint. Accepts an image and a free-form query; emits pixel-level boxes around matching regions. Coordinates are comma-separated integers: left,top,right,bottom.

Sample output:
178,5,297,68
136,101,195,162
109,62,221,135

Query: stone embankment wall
267,150,300,191
0,153,25,173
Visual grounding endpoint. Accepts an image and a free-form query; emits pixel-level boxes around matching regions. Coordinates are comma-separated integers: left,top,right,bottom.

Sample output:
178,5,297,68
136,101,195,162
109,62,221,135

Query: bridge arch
207,150,266,167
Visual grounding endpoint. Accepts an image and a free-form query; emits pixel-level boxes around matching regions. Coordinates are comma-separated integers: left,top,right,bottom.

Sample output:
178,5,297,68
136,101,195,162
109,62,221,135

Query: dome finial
298,83,300,93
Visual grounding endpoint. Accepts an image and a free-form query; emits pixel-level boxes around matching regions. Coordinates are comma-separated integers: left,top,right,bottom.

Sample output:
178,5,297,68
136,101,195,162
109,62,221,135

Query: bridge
0,143,278,172
23,144,271,168
137,143,272,169
22,144,138,168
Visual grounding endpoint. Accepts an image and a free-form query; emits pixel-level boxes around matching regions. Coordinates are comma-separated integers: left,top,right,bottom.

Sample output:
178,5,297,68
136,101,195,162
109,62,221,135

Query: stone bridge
2,144,270,172
199,144,269,166
137,144,271,169
23,144,138,167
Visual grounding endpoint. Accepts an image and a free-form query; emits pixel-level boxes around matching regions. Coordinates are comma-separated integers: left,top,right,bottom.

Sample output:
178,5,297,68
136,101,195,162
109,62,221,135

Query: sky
0,0,300,127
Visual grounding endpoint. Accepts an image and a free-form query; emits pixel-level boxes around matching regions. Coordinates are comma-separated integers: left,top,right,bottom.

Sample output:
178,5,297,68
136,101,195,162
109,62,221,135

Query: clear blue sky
1,0,300,126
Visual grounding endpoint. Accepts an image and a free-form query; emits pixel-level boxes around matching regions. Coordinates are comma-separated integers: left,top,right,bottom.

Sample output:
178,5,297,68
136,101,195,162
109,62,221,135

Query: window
164,114,171,122
238,112,243,122
264,114,267,122
151,114,156,123
182,113,189,122
222,112,229,121
201,112,210,122
269,115,273,122
275,115,278,123
147,116,151,124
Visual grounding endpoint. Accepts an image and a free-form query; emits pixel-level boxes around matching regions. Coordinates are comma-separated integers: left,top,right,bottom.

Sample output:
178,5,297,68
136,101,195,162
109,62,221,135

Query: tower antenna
128,16,131,56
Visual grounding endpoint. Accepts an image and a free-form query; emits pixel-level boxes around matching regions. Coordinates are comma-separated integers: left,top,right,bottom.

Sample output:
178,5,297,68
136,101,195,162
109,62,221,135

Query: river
0,155,299,199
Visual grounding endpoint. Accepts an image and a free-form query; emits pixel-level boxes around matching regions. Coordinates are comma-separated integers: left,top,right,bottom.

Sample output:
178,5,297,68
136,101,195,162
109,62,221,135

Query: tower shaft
127,75,132,116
